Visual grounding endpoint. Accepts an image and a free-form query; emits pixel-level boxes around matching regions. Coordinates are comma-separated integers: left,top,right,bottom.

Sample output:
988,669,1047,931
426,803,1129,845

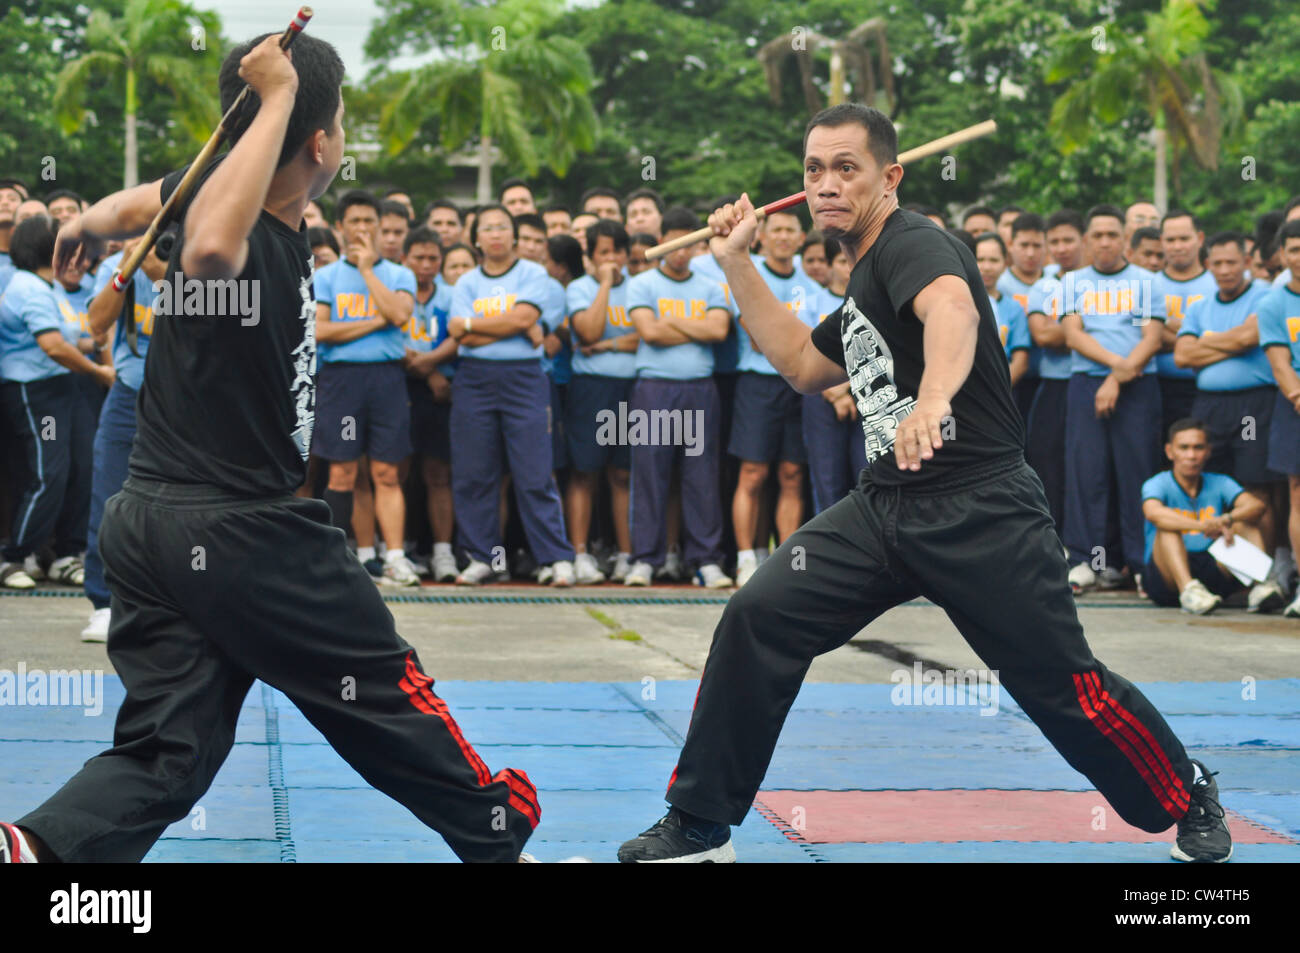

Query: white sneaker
81,607,111,643
624,561,654,586
456,559,496,586
573,552,606,584
655,549,683,581
0,562,36,590
1179,579,1221,615
48,556,85,586
1284,592,1300,619
548,560,576,587
611,552,632,582
1068,563,1097,594
22,553,45,581
695,563,733,589
1247,579,1285,614
432,551,459,582
735,559,758,587
380,552,421,587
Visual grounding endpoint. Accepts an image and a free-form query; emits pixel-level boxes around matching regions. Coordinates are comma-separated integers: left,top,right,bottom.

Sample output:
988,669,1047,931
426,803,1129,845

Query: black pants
1025,377,1068,535
0,375,94,562
666,454,1196,834
18,477,539,862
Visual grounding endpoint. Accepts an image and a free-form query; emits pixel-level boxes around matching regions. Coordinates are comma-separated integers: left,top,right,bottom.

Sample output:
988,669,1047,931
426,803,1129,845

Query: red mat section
756,790,1298,844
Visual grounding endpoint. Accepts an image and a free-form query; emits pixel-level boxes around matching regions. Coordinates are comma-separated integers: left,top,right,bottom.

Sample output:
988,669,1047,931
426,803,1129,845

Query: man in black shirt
618,104,1231,864
1,33,538,864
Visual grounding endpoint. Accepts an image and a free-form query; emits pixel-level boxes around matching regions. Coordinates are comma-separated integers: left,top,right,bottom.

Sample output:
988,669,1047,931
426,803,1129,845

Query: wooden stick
110,6,314,293
645,118,997,260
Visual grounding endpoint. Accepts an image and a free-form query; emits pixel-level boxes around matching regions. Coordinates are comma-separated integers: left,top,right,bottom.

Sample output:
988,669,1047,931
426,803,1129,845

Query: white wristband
465,317,473,335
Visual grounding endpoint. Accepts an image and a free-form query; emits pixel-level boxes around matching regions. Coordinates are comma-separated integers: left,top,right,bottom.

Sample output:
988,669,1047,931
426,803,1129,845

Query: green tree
52,0,222,189
367,0,597,202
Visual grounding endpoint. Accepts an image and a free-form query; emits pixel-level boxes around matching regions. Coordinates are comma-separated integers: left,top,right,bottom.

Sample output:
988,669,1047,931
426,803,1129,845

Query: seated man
1141,418,1283,614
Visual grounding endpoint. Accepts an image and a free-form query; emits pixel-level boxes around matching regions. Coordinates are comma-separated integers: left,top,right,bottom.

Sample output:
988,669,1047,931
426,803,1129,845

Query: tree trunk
1152,125,1167,215
124,66,138,189
477,135,492,204
828,48,845,106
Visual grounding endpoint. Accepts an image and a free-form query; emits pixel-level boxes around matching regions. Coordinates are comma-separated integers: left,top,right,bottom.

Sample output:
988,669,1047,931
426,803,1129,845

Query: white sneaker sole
1170,842,1232,863
635,841,737,863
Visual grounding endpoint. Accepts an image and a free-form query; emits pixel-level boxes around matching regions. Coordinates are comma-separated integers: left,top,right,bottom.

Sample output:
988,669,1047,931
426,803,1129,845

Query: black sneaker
1172,760,1232,863
362,557,384,580
617,808,736,863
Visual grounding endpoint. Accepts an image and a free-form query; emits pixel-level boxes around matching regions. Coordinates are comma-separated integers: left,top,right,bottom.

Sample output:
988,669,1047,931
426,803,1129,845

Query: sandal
0,562,36,589
47,556,85,586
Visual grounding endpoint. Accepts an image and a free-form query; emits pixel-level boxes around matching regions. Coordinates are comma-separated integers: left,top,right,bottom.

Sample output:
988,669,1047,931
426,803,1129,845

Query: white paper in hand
1207,535,1273,584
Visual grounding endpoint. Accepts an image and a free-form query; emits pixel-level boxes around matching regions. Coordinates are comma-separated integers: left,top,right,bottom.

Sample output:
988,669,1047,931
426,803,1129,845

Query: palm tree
1046,0,1243,211
376,0,597,203
53,0,222,189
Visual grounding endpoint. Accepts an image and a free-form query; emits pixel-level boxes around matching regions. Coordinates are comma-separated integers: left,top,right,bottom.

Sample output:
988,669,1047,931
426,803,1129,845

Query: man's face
0,187,21,226
1205,242,1247,296
404,241,441,286
997,210,1020,247
516,224,547,263
1166,428,1209,478
1046,224,1083,271
804,123,893,249
428,208,462,248
379,213,409,261
1125,202,1159,240
475,209,515,258
975,240,1006,291
501,186,536,217
760,212,803,262
16,200,46,224
801,242,828,285
963,213,996,236
543,208,572,237
1160,215,1202,271
442,248,476,285
660,229,694,273
626,198,661,238
339,204,379,256
1133,237,1164,272
570,214,598,253
584,194,622,221
1009,230,1045,276
304,202,326,229
1085,215,1124,270
1283,237,1300,283
48,197,80,225
590,234,629,275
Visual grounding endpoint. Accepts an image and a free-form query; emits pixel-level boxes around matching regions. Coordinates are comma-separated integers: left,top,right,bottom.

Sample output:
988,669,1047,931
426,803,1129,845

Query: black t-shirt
129,164,316,496
809,208,1024,486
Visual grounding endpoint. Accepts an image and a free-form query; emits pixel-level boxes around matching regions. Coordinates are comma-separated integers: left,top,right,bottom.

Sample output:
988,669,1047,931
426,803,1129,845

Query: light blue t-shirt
1025,275,1073,380
566,273,636,379
997,268,1043,375
627,266,727,380
540,277,572,384
54,274,96,348
1155,270,1218,379
1179,282,1274,392
450,258,555,362
90,251,156,391
1258,284,1300,374
991,291,1029,361
315,258,417,364
1141,470,1244,564
735,260,818,375
1062,264,1166,375
0,261,15,295
690,252,740,374
807,284,843,329
0,271,69,382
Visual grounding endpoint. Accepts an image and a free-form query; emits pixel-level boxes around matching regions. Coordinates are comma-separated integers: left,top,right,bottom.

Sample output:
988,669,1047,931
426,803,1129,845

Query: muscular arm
629,306,691,347
912,275,980,404
1142,498,1209,533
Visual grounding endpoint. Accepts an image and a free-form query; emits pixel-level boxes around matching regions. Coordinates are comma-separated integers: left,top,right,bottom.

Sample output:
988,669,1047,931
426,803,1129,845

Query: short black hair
973,231,1006,256
1204,230,1247,255
1130,226,1161,248
660,206,701,235
1161,209,1198,231
470,203,516,245
498,177,532,200
803,102,897,169
379,200,411,222
586,218,630,254
0,177,29,199
1283,195,1300,217
905,203,944,225
1046,208,1084,234
1254,210,1285,257
961,205,996,225
547,234,585,280
1008,213,1045,239
43,188,84,207
10,214,57,271
628,232,658,249
997,204,1026,220
423,199,461,223
307,225,339,255
948,227,977,255
624,187,664,213
219,33,344,169
513,212,547,234
823,236,845,262
336,190,381,221
580,186,622,214
1167,417,1208,443
1084,204,1125,230
1278,220,1300,246
403,225,441,256
541,202,572,217
801,232,826,255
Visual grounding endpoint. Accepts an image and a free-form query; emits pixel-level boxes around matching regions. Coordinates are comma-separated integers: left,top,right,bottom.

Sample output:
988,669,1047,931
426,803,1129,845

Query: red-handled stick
110,6,315,294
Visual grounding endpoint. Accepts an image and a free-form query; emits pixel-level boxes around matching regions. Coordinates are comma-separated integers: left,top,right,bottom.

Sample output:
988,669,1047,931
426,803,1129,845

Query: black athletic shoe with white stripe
1,822,29,863
1172,760,1232,863
617,808,736,863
